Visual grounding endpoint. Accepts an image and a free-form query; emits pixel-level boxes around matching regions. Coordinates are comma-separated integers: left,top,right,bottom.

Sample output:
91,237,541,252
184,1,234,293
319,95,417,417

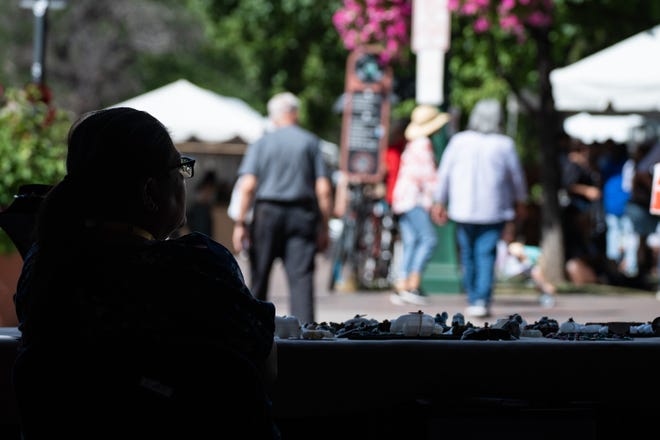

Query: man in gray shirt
232,92,333,324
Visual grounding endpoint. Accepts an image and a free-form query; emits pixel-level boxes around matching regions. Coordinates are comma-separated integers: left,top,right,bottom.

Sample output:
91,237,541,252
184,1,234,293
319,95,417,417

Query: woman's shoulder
146,232,242,276
159,232,231,254
169,231,228,247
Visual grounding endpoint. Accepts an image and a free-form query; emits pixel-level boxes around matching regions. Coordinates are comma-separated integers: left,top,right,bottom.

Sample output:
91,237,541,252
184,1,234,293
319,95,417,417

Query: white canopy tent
111,79,267,144
110,79,341,168
550,25,660,113
563,112,650,145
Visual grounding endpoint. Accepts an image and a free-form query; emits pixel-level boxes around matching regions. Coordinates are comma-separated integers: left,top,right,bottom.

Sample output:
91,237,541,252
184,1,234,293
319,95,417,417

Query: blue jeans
397,206,438,282
605,213,637,275
456,222,504,306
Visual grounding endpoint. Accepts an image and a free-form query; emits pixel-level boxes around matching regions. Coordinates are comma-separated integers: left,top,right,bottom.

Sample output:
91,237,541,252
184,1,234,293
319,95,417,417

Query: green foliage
0,85,72,254
447,17,524,117
391,98,416,122
187,0,346,142
551,0,660,65
447,0,660,164
448,0,660,112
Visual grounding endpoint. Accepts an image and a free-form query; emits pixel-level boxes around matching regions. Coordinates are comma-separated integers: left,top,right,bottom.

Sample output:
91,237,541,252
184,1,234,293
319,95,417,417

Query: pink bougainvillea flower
450,0,554,39
474,17,491,33
499,15,521,31
447,0,461,10
500,0,516,11
526,11,552,27
333,0,412,65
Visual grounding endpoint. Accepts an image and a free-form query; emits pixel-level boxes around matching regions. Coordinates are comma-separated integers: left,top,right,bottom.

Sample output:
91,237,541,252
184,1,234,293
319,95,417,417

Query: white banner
416,50,444,106
412,0,450,105
412,0,450,52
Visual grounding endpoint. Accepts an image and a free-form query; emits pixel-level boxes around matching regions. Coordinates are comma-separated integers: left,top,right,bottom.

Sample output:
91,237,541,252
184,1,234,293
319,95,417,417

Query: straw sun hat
404,105,451,141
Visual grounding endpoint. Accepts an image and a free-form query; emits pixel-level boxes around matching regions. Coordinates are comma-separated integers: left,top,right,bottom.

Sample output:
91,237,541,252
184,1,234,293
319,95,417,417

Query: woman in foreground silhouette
12,107,279,439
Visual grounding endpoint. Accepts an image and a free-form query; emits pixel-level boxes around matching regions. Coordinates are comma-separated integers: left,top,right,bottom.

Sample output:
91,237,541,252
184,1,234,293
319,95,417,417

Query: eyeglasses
170,156,195,179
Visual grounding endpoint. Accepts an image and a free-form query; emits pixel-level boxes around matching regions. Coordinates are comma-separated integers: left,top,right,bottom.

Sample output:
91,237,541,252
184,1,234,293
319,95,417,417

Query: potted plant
0,84,72,326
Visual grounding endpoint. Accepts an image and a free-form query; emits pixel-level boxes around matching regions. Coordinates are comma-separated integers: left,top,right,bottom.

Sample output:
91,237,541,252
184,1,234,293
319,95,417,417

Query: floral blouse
391,136,438,215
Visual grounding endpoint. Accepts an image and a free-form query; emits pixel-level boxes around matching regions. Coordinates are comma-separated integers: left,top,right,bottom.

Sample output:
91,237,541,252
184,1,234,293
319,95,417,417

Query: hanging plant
448,0,553,42
332,0,412,65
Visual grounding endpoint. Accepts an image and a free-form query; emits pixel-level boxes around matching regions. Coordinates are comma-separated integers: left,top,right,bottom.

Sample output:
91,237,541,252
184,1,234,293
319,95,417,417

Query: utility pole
411,0,461,294
19,0,67,86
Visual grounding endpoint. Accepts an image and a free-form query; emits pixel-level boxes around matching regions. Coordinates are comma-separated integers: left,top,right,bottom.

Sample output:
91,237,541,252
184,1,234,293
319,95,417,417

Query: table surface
2,328,659,423
272,335,660,418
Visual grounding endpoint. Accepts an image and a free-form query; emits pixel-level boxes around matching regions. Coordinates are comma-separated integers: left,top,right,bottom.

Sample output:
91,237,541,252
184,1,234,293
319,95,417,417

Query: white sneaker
539,293,556,308
465,305,490,318
398,289,430,306
389,292,408,306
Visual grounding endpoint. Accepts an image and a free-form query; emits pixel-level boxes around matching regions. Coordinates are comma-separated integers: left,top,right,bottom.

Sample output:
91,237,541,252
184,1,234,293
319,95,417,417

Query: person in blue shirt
599,141,636,277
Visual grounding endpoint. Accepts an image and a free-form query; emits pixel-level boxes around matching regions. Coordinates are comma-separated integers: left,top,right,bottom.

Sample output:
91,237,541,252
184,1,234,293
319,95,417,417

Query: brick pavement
238,253,660,327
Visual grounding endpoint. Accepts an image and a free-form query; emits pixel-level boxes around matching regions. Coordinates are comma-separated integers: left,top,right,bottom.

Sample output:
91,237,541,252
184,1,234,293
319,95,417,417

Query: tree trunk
534,27,566,284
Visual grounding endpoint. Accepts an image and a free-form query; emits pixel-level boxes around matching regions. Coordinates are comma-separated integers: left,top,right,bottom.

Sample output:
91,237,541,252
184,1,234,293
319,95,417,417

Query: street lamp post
411,0,461,294
19,0,67,86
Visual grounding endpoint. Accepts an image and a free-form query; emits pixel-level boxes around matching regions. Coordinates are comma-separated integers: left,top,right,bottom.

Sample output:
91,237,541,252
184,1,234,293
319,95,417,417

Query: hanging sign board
339,46,392,183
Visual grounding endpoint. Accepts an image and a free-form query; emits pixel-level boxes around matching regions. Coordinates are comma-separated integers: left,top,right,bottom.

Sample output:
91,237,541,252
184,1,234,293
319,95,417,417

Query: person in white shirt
431,98,528,318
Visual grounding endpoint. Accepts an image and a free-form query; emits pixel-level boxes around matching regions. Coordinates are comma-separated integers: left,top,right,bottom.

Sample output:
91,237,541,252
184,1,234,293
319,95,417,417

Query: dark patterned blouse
15,231,275,367
14,231,280,438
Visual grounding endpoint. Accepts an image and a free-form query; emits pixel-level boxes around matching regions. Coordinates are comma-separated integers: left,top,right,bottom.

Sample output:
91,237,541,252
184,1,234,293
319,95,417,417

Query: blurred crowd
556,132,660,290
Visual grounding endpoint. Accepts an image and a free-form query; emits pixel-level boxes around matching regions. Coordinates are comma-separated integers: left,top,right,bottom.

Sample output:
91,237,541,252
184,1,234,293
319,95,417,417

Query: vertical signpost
335,47,393,291
340,46,393,184
20,0,67,86
412,0,451,105
411,0,461,294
